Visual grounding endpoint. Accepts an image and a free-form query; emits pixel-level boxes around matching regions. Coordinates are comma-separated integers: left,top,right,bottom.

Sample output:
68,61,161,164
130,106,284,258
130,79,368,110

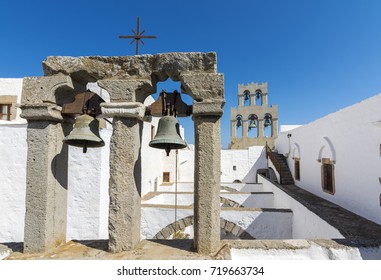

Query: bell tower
230,82,278,149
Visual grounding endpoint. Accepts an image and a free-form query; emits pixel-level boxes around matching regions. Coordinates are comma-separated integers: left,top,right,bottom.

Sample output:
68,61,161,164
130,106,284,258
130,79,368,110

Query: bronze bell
149,115,187,156
264,117,272,127
248,119,257,129
63,114,105,153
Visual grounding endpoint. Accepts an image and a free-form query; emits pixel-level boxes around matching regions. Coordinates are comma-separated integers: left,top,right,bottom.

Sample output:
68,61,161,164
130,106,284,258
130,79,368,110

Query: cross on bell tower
119,17,157,55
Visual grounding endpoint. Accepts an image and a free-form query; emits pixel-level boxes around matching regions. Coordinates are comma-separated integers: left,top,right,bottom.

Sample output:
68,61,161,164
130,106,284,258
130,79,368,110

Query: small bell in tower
248,117,257,130
264,115,272,127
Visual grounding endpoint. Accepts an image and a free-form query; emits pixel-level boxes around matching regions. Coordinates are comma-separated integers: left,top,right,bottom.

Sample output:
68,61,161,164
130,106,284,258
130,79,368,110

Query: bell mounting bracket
146,90,192,117
61,90,105,117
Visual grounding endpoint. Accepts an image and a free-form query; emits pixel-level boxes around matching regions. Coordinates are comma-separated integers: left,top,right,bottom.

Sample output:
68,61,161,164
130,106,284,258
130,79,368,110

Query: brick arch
153,216,254,240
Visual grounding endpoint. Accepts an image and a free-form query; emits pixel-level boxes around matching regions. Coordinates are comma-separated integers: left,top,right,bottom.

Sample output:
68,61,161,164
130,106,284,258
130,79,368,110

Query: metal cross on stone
119,17,157,55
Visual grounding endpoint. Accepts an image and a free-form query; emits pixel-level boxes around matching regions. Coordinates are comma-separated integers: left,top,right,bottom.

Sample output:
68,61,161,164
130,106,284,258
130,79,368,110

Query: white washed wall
258,176,344,239
0,124,27,242
221,146,267,183
275,93,381,225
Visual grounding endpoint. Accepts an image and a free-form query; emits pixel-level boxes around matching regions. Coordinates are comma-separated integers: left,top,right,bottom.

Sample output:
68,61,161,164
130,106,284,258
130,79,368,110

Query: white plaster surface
220,193,274,208
275,93,381,225
231,244,381,260
221,146,267,183
143,192,274,208
0,124,27,242
258,176,344,239
143,193,194,206
66,129,112,241
279,125,301,133
221,209,293,239
221,183,265,192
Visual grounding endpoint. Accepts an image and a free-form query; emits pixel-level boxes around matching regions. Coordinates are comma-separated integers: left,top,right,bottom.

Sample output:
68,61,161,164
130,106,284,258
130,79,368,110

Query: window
294,158,300,181
163,172,170,183
321,158,335,194
0,104,11,121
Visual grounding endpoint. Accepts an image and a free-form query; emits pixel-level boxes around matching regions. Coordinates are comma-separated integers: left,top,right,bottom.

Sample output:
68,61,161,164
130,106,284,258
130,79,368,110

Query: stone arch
235,114,243,137
248,114,258,137
220,197,243,208
263,113,273,137
243,90,250,106
153,216,254,240
317,137,336,162
255,89,263,105
292,142,301,159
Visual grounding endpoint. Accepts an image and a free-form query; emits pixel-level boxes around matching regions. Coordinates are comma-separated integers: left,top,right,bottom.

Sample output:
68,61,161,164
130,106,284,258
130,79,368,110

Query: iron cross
119,17,157,55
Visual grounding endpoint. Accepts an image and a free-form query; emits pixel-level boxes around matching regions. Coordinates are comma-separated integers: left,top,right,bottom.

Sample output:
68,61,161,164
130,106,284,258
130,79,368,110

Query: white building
1,78,381,260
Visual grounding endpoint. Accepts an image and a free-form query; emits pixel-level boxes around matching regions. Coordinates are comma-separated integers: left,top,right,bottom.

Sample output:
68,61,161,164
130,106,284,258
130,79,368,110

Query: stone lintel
101,102,146,120
192,100,225,117
43,53,217,82
19,103,63,122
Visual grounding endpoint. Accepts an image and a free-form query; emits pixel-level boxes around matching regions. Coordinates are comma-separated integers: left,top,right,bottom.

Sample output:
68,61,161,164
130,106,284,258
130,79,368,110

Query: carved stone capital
19,103,63,122
98,79,155,103
101,102,146,120
192,100,225,117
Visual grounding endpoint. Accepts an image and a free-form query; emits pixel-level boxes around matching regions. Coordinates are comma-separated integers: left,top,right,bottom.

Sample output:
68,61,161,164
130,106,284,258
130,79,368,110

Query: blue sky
1,0,381,148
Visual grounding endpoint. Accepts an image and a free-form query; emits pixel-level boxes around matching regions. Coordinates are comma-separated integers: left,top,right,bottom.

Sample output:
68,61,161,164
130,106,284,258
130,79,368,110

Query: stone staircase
267,152,295,185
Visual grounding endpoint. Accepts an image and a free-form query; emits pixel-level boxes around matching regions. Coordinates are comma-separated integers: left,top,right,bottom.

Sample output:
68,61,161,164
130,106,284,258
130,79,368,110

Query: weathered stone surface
101,102,146,120
19,103,63,122
24,121,68,253
193,100,225,117
42,52,217,82
181,73,224,101
213,244,232,260
21,76,74,105
194,115,222,254
98,79,154,102
108,117,142,253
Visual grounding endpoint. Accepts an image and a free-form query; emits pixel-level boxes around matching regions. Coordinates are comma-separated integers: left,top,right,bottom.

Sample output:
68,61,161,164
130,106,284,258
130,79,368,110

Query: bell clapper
165,147,171,156
83,142,88,153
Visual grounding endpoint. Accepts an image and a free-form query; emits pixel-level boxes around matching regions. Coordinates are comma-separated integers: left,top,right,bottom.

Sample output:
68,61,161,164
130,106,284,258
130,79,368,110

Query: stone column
193,100,224,254
101,102,146,252
250,94,256,106
263,94,268,106
242,119,248,138
231,120,236,139
272,119,278,138
238,95,243,106
258,119,264,138
20,103,68,253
